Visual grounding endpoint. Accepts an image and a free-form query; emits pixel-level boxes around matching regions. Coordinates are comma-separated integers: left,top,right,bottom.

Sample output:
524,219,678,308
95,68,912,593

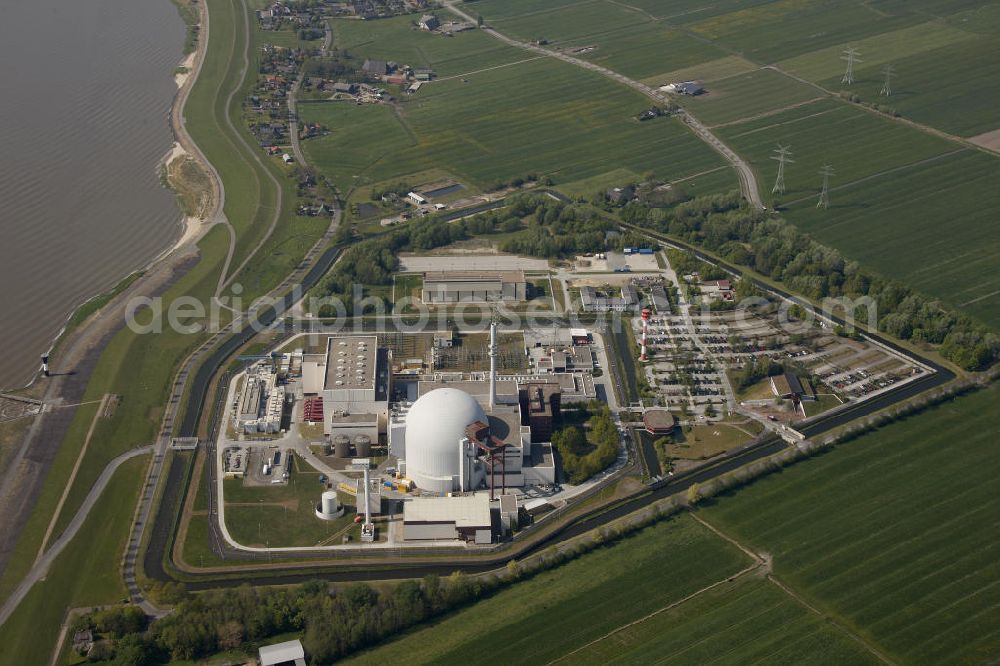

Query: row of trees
624,192,998,370
73,573,495,664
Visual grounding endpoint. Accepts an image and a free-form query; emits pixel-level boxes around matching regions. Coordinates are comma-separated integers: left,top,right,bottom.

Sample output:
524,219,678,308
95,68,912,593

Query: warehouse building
421,270,527,304
403,494,493,543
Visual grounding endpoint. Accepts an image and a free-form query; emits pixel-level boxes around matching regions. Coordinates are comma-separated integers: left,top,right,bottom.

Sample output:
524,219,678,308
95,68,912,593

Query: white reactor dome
405,388,486,493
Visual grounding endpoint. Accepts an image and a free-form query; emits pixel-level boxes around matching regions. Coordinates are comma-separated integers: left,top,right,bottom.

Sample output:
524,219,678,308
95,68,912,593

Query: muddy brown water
0,0,185,388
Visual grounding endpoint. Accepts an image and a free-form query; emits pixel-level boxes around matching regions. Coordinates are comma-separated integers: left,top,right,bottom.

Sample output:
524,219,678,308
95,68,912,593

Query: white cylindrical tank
316,489,345,520
322,490,340,514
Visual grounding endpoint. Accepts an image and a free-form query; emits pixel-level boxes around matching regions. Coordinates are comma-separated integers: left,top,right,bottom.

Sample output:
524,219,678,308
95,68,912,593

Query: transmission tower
841,47,862,84
817,165,835,209
770,144,794,194
880,63,895,96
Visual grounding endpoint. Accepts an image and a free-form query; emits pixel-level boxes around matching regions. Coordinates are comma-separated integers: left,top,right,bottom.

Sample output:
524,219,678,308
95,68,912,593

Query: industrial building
403,494,492,543
389,382,557,494
579,285,639,312
421,270,527,304
235,364,284,434
301,335,391,441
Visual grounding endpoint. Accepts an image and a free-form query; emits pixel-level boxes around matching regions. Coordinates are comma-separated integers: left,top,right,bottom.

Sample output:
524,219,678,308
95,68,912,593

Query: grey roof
259,639,305,666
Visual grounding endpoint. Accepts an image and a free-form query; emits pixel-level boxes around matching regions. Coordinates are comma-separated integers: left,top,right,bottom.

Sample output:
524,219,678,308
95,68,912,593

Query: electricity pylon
880,64,895,96
771,144,794,194
817,165,835,209
841,47,862,84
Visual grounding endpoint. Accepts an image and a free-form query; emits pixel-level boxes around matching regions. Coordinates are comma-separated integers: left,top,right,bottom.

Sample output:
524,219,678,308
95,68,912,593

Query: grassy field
569,23,727,82
0,455,148,664
329,15,525,77
561,576,879,664
682,67,824,127
702,385,1000,664
781,149,1000,328
776,19,1000,137
300,57,728,197
480,0,646,44
686,0,924,63
223,455,361,547
345,514,753,664
719,99,958,198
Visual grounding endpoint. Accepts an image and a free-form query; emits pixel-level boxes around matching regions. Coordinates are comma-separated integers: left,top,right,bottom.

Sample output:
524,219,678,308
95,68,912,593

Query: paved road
443,2,764,209
0,445,153,627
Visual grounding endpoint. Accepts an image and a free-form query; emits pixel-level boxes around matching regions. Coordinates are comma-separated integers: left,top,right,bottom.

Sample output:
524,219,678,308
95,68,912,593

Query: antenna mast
817,165,834,209
841,47,862,85
771,144,794,194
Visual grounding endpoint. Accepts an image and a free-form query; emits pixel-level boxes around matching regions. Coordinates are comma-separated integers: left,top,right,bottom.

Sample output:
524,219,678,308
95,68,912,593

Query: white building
403,494,492,543
391,385,555,494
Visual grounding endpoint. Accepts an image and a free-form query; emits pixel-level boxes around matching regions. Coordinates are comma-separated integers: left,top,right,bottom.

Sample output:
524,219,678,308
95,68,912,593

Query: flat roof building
422,270,527,304
403,494,492,543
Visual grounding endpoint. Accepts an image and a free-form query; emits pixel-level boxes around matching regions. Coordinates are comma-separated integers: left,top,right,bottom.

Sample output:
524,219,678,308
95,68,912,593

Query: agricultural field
685,0,925,63
560,577,879,664
718,99,958,198
566,23,728,82
681,67,824,127
299,57,728,196
777,19,1000,137
344,514,757,664
329,15,525,77
702,385,1000,665
781,149,1000,328
477,0,646,44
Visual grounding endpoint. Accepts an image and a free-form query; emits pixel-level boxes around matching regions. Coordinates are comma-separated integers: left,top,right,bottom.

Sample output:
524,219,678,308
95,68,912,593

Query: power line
880,63,895,96
817,165,835,209
841,47,862,85
770,144,794,194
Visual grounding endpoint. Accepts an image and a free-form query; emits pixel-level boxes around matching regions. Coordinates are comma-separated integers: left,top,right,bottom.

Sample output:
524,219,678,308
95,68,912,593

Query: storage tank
333,434,350,458
315,489,345,520
322,490,340,515
353,434,372,458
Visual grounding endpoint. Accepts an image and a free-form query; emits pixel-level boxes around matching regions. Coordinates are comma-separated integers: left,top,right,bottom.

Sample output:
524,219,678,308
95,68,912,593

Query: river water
0,0,186,389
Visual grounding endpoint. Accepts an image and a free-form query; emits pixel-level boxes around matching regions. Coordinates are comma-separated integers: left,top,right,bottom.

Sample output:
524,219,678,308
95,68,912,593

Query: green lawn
300,57,728,195
345,513,752,664
223,455,360,547
702,385,1000,665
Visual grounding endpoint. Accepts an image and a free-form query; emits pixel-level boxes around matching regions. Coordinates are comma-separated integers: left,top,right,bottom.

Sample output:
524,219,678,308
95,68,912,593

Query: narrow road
443,1,764,208
0,446,153,627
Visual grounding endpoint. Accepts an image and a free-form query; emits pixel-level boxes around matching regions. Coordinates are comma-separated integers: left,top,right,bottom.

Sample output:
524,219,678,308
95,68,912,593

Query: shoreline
7,0,220,393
